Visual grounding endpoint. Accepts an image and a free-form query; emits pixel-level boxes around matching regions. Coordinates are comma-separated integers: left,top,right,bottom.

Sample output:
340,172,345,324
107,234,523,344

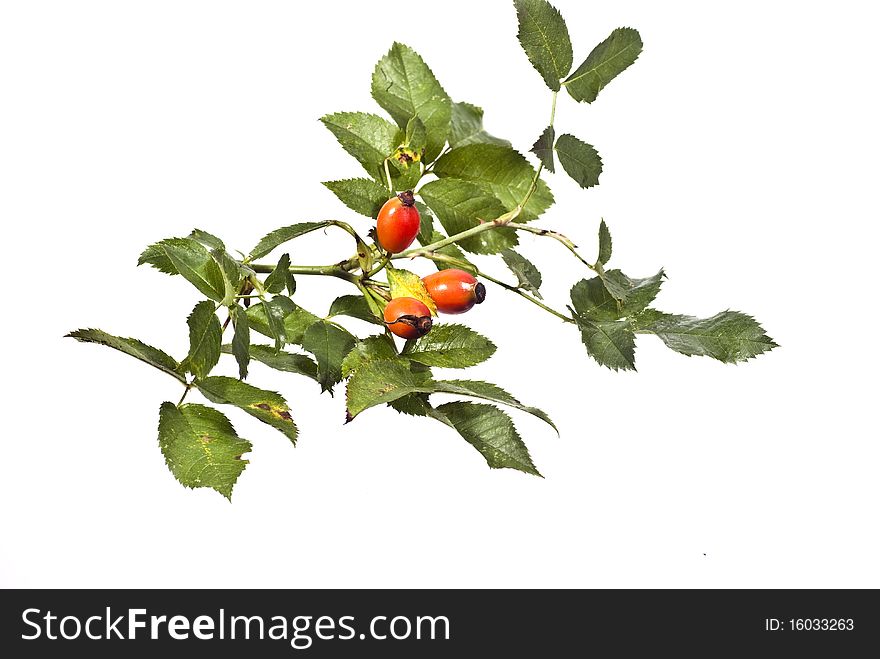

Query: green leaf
371,42,451,162
345,357,433,420
263,253,291,294
513,0,573,91
320,111,401,182
284,269,296,296
634,310,778,363
436,402,540,476
388,393,434,417
416,201,435,245
158,403,251,500
196,376,297,444
301,320,357,393
230,305,250,380
432,380,557,433
564,27,643,103
246,300,319,346
323,178,390,218
400,116,427,161
573,316,636,371
139,238,227,301
249,221,332,261
328,295,383,325
448,102,510,149
66,329,184,383
222,344,318,380
597,219,612,265
185,301,222,381
419,179,517,254
403,323,496,368
432,144,554,220
501,249,543,298
555,134,603,189
531,125,556,173
187,229,226,251
261,296,296,351
210,248,244,304
386,266,438,315
341,335,398,378
570,270,664,321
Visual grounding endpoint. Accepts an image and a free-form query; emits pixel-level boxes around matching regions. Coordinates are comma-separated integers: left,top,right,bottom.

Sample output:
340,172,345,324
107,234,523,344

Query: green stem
384,158,394,194
178,383,193,406
509,222,598,272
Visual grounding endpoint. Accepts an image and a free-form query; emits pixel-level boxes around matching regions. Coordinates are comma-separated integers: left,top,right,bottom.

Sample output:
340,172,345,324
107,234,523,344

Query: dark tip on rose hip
397,190,415,207
474,283,486,304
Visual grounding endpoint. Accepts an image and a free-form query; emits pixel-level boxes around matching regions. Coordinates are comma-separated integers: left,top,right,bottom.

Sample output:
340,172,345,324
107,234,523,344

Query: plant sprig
67,0,776,499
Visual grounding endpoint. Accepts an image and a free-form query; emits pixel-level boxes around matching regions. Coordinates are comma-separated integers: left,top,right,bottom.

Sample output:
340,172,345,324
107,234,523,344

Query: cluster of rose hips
376,191,486,339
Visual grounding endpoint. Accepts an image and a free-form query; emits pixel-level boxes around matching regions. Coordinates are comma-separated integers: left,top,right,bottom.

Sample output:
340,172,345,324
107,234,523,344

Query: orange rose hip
422,269,486,314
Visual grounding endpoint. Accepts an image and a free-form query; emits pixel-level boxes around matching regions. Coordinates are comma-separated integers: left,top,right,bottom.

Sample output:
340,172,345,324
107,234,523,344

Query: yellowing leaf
386,266,437,315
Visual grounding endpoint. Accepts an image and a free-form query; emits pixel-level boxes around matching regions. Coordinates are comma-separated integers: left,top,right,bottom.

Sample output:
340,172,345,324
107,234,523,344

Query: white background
1,0,878,588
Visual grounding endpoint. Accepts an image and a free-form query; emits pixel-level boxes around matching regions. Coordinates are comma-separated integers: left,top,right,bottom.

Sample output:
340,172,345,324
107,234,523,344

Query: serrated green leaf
261,296,296,351
597,219,612,265
564,27,643,103
67,328,185,382
187,229,225,251
400,116,427,161
574,316,636,371
222,344,318,380
284,270,296,296
570,270,664,321
436,402,540,476
230,305,250,380
139,238,227,301
531,125,556,173
341,335,398,378
419,179,517,254
345,357,433,420
388,393,433,417
158,402,251,500
263,253,291,294
210,248,244,304
513,0,573,91
555,134,602,189
185,301,222,380
301,320,357,393
433,144,554,220
320,111,401,182
247,300,319,346
416,201,436,245
386,266,438,315
371,42,451,162
501,249,543,298
329,295,383,325
196,376,297,444
432,380,556,433
403,323,496,368
249,222,332,261
448,102,510,149
634,310,778,363
323,178,390,218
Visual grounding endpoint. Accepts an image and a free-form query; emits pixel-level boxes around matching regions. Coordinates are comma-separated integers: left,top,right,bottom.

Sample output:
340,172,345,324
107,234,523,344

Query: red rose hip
383,297,433,339
422,269,486,314
376,191,420,253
